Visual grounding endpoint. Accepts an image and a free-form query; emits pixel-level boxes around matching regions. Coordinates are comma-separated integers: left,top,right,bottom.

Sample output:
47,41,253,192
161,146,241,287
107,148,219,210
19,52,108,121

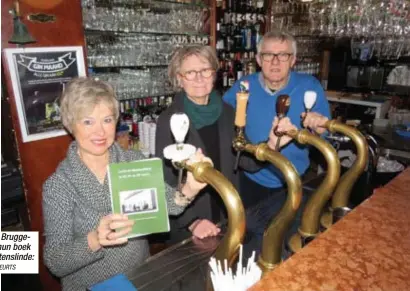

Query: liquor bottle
222,61,228,89
246,56,257,75
239,0,247,12
227,0,234,12
255,0,264,14
216,22,225,52
120,101,125,114
220,17,226,36
233,23,243,52
244,22,253,50
227,61,235,88
234,53,244,80
242,52,250,75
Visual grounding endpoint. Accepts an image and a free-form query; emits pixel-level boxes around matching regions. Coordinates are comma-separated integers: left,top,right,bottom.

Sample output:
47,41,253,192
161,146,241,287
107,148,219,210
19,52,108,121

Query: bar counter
249,167,410,291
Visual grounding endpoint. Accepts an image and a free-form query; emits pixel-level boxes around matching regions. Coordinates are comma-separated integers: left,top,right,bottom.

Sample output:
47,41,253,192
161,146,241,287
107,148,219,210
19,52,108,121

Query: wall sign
170,35,209,45
4,46,86,143
27,13,56,23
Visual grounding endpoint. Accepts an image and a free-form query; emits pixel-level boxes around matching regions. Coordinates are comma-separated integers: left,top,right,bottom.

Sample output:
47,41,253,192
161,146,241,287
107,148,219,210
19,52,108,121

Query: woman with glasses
155,45,259,243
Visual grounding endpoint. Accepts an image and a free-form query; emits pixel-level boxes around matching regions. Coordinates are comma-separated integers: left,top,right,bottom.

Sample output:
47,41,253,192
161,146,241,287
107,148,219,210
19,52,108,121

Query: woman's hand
267,117,298,150
301,112,328,134
181,148,212,199
189,219,221,239
87,214,134,252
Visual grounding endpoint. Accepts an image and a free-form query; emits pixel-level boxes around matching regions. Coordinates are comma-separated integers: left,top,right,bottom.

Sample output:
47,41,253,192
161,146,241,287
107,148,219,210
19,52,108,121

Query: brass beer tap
232,81,303,275
295,91,367,230
301,91,368,229
320,120,368,229
164,113,246,269
286,129,340,253
273,93,341,254
173,159,246,267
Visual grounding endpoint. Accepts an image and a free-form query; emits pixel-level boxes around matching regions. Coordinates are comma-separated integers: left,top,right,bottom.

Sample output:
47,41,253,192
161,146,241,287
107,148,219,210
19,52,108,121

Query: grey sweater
42,142,186,291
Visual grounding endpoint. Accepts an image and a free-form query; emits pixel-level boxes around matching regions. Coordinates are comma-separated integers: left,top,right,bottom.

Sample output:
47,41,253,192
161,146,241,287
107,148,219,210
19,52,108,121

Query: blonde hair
60,77,119,133
257,30,297,57
168,45,219,90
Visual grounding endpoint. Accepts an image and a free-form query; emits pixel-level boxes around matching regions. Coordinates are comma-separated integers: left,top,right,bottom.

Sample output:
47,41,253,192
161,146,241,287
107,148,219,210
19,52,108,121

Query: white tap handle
170,113,190,144
164,113,196,162
304,91,317,111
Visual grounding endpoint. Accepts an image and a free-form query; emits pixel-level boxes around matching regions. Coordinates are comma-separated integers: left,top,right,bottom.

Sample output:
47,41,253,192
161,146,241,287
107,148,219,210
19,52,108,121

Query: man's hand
189,219,221,239
267,117,298,150
301,112,329,134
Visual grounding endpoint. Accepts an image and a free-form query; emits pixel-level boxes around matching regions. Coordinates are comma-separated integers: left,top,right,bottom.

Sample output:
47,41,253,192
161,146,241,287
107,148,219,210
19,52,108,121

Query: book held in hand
108,158,170,238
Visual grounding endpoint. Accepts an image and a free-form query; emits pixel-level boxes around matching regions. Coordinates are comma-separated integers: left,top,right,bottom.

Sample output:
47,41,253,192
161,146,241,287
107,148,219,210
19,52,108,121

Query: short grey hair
168,45,219,90
60,77,119,133
257,30,297,57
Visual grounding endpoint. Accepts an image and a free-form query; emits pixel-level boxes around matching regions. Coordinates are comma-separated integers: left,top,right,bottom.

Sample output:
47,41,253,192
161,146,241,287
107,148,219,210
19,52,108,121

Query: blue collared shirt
223,71,331,188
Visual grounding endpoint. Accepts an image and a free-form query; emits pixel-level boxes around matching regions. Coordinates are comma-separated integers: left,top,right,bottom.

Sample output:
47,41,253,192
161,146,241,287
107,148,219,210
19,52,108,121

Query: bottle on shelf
216,22,225,52
215,0,266,91
234,52,244,81
227,61,236,88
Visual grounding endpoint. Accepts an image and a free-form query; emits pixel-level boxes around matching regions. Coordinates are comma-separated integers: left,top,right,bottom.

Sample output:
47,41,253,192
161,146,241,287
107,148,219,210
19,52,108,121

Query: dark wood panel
1,1,85,290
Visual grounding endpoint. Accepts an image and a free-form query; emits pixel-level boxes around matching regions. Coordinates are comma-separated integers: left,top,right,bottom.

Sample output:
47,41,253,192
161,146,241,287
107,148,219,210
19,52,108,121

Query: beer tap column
163,113,245,267
232,81,302,275
297,92,368,229
286,128,340,253
272,93,341,254
320,120,369,229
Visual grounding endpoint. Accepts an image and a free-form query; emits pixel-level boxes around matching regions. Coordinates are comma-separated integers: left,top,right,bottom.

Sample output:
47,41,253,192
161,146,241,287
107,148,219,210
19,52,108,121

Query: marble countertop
249,167,410,291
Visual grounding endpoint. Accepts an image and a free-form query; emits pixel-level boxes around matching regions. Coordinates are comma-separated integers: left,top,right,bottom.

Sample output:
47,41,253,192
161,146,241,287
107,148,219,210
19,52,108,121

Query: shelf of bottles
116,94,175,155
215,0,266,92
270,0,322,77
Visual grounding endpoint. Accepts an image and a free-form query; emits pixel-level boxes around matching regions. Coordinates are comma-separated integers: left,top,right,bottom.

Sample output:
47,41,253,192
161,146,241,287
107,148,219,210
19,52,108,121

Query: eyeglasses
260,52,293,62
179,68,215,81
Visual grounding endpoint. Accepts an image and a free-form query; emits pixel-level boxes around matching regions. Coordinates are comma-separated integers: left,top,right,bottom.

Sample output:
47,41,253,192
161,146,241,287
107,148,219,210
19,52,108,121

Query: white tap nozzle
304,91,317,111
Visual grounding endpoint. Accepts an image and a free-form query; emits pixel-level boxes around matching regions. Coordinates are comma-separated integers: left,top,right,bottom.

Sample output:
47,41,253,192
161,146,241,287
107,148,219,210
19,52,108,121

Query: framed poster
4,46,86,143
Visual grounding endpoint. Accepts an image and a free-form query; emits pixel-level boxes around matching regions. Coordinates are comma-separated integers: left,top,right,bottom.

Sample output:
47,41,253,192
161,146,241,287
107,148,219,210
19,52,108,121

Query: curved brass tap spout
232,82,301,274
320,120,369,229
176,160,246,266
285,129,340,253
240,142,302,275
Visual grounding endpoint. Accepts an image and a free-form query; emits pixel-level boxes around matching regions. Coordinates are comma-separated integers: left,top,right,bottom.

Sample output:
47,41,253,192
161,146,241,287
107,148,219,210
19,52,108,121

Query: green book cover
107,158,170,238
